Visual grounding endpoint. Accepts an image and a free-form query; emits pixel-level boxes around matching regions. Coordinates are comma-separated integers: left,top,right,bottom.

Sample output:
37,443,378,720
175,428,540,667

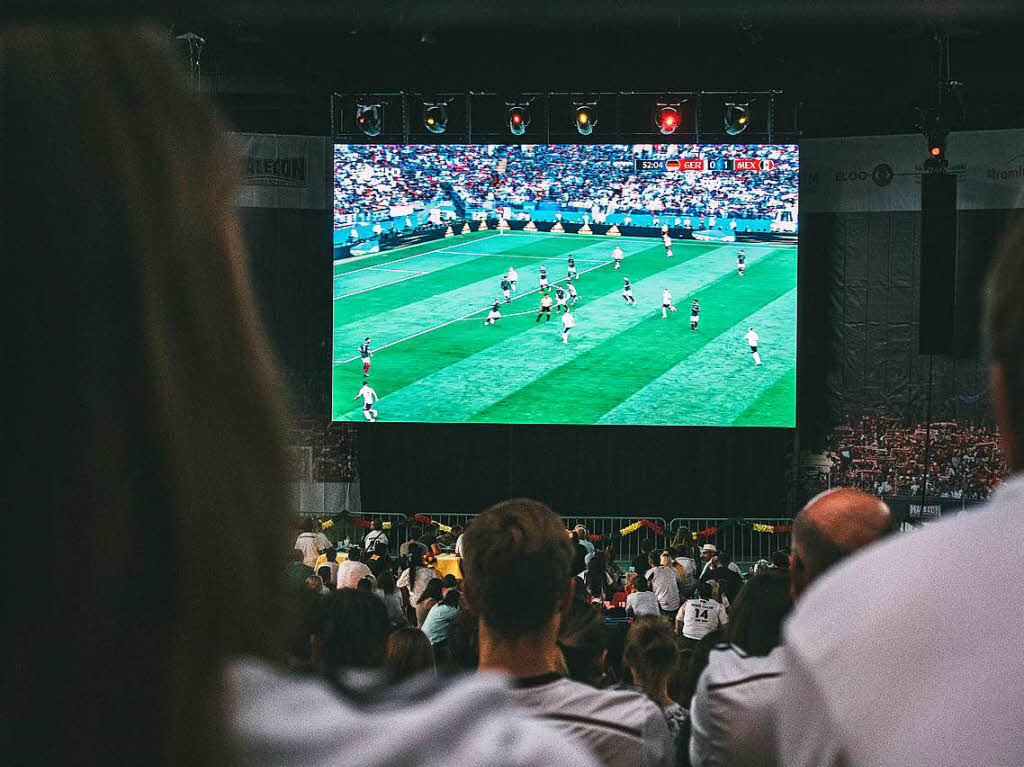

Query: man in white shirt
354,381,379,421
691,488,890,767
561,308,576,344
676,581,728,641
744,327,761,366
294,519,330,569
775,232,1024,767
465,499,674,767
362,520,388,552
336,547,374,590
644,552,681,616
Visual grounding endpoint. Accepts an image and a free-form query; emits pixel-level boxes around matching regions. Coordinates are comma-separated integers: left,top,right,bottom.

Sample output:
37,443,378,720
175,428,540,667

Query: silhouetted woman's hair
322,589,392,673
623,617,679,689
558,600,607,686
3,21,291,767
585,551,608,600
417,577,445,605
384,628,435,682
727,570,793,656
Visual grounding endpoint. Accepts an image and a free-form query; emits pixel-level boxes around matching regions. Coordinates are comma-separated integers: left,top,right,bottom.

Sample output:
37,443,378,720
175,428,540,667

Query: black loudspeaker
919,173,958,354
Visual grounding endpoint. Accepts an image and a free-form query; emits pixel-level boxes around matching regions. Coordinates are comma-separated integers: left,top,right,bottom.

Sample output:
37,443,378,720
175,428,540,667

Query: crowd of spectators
334,143,798,231
816,414,1007,501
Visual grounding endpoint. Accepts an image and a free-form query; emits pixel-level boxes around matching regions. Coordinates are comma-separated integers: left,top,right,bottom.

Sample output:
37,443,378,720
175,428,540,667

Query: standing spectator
699,553,743,603
672,547,698,598
604,545,623,584
419,523,442,556
365,542,392,580
295,518,329,569
336,548,374,590
569,531,589,576
464,499,674,767
623,619,689,767
626,575,662,619
384,628,435,682
697,543,718,577
363,520,388,553
455,523,469,558
375,572,405,627
414,578,445,627
646,552,682,617
420,588,461,647
691,488,890,767
676,581,728,645
575,525,596,558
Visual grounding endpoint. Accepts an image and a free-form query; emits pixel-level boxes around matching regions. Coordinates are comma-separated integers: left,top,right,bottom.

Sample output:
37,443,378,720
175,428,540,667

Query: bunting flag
691,526,719,540
751,522,792,534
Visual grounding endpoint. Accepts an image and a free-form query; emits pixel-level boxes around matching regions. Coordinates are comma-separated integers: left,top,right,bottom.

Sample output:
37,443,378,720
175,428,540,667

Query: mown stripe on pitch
333,230,499,274
336,245,762,422
332,238,687,363
596,288,797,426
730,363,797,427
471,249,795,424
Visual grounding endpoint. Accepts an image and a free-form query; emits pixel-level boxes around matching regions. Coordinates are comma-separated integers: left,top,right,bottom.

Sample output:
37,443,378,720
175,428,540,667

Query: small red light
930,146,942,156
512,113,522,124
665,115,676,127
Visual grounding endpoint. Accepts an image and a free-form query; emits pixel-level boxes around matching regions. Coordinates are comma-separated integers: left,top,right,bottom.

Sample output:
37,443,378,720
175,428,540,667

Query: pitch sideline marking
334,271,429,300
333,233,502,274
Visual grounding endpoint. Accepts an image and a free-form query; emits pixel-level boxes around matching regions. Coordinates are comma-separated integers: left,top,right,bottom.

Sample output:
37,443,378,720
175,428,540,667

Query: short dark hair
321,589,391,672
348,547,361,562
696,581,712,599
633,574,649,591
384,627,434,682
462,498,572,638
442,588,461,608
325,547,337,561
718,552,732,566
441,574,459,589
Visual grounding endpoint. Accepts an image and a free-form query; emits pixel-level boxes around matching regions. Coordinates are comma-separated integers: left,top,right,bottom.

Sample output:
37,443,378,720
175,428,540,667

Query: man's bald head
790,488,892,601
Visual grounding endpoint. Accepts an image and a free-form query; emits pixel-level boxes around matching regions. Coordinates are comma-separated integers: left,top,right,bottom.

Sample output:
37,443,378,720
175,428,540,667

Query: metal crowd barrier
560,515,670,570
668,517,793,567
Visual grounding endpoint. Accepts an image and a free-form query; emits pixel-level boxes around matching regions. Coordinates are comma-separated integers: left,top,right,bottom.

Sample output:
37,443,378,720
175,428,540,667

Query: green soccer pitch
332,230,797,427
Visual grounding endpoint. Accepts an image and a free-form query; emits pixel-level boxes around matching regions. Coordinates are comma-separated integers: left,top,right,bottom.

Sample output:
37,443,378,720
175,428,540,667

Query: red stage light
512,113,522,124
930,145,942,156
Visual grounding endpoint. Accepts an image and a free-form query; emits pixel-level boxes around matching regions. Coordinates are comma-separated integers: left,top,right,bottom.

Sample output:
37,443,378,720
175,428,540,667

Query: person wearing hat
699,543,741,579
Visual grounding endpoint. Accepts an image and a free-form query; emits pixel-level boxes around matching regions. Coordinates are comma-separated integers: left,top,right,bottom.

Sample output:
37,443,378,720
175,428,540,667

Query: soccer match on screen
333,143,798,426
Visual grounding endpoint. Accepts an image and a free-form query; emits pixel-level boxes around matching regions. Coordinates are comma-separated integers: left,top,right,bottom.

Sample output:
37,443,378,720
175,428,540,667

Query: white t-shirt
229,658,600,767
336,560,373,590
363,529,388,552
690,645,784,767
358,386,377,405
562,313,575,329
626,590,662,618
745,330,759,347
294,532,326,568
677,597,729,640
508,268,518,281
455,533,466,558
775,474,1024,767
506,675,673,767
397,566,441,605
644,566,682,612
662,290,672,304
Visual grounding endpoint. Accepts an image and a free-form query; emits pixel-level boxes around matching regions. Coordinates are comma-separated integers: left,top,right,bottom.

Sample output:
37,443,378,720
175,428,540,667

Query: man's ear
991,362,1019,471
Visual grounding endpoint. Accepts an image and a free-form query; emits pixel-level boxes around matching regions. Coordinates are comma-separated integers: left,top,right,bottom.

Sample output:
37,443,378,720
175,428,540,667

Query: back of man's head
986,221,1024,470
790,487,891,601
462,498,572,639
348,547,361,562
718,552,732,567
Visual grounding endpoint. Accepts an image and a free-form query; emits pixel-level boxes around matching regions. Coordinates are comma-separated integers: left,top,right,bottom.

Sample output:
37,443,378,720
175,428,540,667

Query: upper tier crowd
14,21,1024,767
821,415,1006,501
333,143,799,228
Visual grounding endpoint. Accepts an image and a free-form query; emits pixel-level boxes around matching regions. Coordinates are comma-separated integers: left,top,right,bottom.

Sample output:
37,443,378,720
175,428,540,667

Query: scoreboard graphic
635,157,777,172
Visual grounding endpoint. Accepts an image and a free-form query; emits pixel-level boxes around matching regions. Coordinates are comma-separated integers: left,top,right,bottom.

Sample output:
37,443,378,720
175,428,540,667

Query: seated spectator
706,579,730,611
693,488,890,767
375,572,405,626
316,567,336,591
676,581,728,645
623,619,688,766
604,546,623,583
414,578,445,627
770,549,790,570
318,547,340,586
365,542,392,580
362,520,388,552
320,588,392,684
398,556,441,623
356,576,374,593
580,550,615,602
7,25,594,767
438,525,460,549
726,570,791,656
384,627,435,682
419,523,442,556
295,517,331,569
287,548,315,592
448,608,480,672
557,598,608,687
336,547,373,590
463,499,674,767
626,575,662,619
421,588,461,647
441,573,460,594
646,552,682,617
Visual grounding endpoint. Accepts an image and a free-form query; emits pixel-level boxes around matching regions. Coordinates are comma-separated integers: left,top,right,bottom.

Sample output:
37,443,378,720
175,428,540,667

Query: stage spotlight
657,105,681,135
724,102,750,135
575,103,597,136
423,103,448,134
356,103,382,136
924,129,948,171
508,105,530,136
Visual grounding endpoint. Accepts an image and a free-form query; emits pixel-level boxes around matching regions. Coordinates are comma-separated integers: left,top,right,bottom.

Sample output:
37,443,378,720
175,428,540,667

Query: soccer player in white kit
745,327,762,365
566,281,580,305
662,232,673,258
613,245,624,270
661,288,677,318
354,381,379,421
561,309,575,344
507,266,518,293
